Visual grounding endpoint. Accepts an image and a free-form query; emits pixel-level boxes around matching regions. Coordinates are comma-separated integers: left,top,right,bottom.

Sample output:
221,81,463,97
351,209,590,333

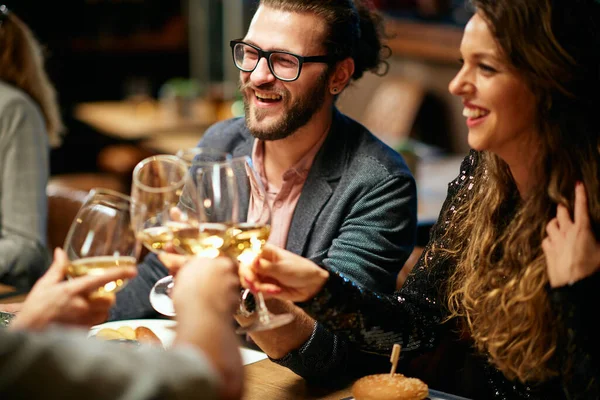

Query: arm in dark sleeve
275,171,418,380
321,173,417,293
108,252,168,321
549,270,600,399
297,152,480,358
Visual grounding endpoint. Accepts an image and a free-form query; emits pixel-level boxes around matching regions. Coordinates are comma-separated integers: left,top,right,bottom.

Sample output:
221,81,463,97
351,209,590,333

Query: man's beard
241,71,329,141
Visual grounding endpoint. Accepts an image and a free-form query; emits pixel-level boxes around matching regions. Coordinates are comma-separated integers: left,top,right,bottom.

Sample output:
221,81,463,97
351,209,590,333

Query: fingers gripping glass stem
235,289,295,334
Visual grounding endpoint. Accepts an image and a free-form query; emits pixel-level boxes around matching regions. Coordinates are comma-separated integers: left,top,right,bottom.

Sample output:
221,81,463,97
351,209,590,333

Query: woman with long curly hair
239,0,600,398
0,5,64,289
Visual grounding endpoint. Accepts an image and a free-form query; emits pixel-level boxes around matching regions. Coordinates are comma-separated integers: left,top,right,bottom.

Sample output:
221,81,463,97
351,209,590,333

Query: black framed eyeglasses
230,40,332,82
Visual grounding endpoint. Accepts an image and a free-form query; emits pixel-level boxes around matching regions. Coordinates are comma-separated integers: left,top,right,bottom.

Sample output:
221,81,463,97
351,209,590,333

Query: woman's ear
328,57,355,95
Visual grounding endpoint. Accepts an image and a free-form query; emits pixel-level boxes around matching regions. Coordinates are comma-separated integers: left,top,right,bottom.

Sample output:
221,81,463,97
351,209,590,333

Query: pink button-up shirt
249,134,327,248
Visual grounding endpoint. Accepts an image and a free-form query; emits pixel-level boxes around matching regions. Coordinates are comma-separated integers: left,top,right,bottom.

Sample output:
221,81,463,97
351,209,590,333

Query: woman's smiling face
448,12,539,162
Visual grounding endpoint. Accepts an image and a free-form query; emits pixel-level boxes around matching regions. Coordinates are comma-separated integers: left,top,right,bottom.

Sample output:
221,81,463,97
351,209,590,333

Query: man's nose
250,57,276,86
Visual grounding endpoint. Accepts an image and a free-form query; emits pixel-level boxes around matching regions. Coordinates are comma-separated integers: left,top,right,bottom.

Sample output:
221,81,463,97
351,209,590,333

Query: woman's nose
448,68,473,96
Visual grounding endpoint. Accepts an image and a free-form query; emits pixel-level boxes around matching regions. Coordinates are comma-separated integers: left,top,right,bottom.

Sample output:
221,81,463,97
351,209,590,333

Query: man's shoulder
200,117,249,149
336,114,411,179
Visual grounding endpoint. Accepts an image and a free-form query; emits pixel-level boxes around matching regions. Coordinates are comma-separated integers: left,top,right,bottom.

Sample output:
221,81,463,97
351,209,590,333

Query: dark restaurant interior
8,0,471,176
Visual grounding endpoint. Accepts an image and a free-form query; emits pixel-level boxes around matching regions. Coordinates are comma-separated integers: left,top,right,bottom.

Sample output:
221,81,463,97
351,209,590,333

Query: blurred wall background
5,0,471,178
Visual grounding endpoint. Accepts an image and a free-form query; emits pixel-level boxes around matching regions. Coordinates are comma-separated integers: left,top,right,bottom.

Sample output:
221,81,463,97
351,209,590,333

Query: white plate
89,319,267,366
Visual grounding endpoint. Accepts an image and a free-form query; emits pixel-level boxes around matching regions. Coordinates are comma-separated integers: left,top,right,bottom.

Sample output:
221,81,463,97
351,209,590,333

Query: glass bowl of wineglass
63,188,142,296
175,147,232,167
130,154,190,316
131,151,230,316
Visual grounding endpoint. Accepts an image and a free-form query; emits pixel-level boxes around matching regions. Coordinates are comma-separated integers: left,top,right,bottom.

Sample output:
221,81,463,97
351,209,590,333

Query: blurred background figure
0,5,64,290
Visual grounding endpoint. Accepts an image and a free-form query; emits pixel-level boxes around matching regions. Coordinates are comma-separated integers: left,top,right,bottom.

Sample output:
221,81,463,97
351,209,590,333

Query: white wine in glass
63,188,142,295
132,151,231,316
224,156,294,333
131,154,190,316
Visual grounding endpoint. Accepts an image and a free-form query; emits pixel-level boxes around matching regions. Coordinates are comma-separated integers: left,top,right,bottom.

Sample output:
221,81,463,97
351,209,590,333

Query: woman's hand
542,182,600,287
10,248,137,331
239,244,329,302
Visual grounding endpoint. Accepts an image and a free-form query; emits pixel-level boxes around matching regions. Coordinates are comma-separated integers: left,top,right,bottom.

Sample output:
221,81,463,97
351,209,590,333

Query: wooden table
0,283,27,304
73,99,216,141
244,358,352,400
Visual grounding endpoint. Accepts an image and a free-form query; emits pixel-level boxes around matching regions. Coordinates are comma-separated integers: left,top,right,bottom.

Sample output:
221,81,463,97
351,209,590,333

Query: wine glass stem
255,292,272,324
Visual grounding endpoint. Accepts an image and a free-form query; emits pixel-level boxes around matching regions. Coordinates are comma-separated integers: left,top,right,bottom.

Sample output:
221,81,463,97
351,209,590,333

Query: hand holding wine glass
10,247,137,331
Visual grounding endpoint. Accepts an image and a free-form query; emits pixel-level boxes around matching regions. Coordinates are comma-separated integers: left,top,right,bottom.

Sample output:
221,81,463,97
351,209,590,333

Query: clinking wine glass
175,147,232,167
132,151,231,316
63,188,142,296
222,156,295,333
130,154,191,316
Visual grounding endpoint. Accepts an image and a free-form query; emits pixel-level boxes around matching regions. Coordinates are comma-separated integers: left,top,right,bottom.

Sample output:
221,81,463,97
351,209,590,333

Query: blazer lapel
231,128,254,158
286,109,349,255
231,129,254,220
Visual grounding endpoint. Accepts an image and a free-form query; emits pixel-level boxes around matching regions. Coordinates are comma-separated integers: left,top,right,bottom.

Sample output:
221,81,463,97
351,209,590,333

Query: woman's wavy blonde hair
435,0,600,385
0,9,64,147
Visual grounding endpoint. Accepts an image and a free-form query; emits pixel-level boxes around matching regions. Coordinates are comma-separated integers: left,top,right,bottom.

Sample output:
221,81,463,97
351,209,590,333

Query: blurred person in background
240,0,600,398
0,5,64,290
111,0,418,384
1,248,243,400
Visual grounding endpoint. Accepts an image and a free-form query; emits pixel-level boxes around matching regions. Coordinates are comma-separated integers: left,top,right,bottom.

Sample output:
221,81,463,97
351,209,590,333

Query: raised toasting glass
130,154,191,316
175,147,232,167
132,151,231,316
224,156,295,333
63,188,142,296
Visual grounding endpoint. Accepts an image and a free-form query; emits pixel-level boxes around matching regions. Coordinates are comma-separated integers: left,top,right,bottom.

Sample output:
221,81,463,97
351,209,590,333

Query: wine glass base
235,312,295,334
149,275,176,317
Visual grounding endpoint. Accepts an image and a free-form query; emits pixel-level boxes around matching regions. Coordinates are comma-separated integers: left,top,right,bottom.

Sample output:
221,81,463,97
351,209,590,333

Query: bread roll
95,328,125,341
117,326,136,340
352,373,429,400
135,326,162,346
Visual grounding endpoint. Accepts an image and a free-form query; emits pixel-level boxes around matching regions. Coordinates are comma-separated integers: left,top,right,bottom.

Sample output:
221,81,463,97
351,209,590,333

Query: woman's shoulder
0,81,45,136
0,80,42,118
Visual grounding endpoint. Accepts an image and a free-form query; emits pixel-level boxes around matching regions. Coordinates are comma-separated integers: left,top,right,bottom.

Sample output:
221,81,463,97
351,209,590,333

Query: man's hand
157,252,189,276
542,182,600,287
172,256,243,400
10,248,137,331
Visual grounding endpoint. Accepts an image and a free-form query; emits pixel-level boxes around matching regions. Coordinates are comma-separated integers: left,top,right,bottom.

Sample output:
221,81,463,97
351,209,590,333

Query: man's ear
328,57,355,95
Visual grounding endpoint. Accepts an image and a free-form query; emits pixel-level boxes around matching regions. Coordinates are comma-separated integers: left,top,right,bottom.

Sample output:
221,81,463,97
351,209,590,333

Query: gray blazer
109,108,417,381
198,108,417,293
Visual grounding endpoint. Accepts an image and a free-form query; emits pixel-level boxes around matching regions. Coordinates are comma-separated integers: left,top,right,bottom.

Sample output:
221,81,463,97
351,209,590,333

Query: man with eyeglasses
111,0,418,384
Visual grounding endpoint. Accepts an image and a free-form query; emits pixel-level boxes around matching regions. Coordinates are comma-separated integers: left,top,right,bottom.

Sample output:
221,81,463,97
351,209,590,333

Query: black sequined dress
299,151,600,400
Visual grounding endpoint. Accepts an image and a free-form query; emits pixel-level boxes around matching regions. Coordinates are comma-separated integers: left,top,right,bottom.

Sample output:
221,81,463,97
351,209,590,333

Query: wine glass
63,188,142,296
175,147,232,167
132,151,232,316
224,156,295,333
130,154,191,316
